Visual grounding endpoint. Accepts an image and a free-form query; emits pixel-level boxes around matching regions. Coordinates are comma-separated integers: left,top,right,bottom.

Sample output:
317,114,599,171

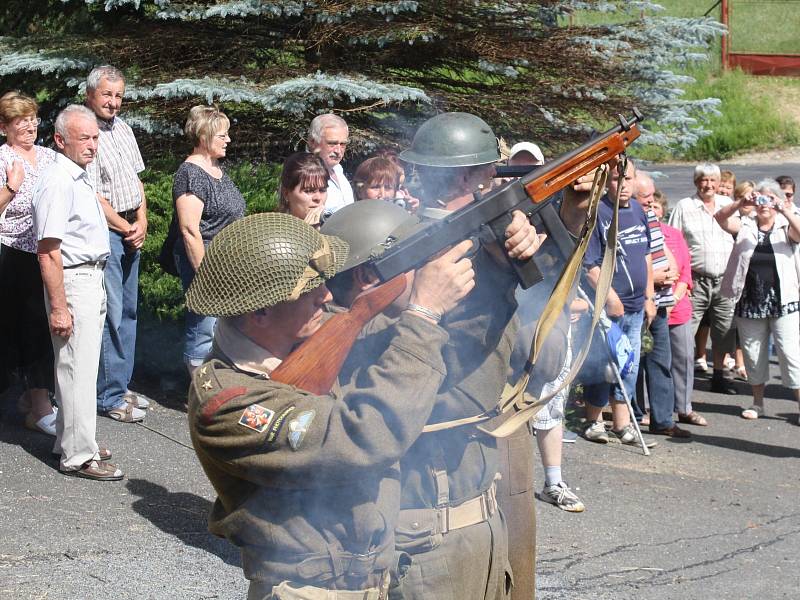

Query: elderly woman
277,152,329,227
352,156,419,212
0,91,58,435
716,179,800,421
166,105,246,372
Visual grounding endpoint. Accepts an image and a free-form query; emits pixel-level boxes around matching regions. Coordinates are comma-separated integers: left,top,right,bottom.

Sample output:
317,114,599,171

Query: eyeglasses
15,117,41,129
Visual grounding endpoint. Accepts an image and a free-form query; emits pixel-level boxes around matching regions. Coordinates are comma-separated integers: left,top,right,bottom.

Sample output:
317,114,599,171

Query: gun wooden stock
270,275,407,395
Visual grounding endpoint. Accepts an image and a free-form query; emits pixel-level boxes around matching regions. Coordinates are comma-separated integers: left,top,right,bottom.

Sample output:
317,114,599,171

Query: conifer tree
0,1,725,159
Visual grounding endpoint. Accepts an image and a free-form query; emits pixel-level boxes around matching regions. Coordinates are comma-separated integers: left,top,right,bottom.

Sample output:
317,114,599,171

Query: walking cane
576,287,651,457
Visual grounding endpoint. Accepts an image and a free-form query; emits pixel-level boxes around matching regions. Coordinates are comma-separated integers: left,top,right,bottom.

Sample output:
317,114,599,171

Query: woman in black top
170,106,245,372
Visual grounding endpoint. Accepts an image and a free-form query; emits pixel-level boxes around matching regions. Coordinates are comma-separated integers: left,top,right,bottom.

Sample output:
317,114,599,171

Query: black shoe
710,379,737,395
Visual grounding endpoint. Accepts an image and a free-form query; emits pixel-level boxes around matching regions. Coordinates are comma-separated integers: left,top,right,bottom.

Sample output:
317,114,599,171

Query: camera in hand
755,195,773,207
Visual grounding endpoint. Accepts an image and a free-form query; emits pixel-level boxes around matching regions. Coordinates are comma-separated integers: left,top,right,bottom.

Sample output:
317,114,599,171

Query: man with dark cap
186,212,476,599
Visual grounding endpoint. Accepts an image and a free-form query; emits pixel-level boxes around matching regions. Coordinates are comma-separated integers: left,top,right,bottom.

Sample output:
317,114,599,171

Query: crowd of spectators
1,65,798,495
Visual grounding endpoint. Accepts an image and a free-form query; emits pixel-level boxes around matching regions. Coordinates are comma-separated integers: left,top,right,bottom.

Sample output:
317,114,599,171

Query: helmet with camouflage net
399,112,500,168
186,212,348,317
320,200,421,271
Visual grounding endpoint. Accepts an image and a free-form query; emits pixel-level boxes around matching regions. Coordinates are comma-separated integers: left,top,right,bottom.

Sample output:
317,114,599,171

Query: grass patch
681,67,800,160
728,1,800,54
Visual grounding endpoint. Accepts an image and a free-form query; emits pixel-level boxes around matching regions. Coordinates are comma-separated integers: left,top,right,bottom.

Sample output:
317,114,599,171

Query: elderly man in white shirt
32,104,123,481
669,162,737,394
306,113,354,215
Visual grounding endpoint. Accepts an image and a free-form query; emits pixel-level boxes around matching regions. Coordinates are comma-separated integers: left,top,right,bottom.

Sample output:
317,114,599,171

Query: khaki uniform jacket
343,247,520,512
187,313,449,589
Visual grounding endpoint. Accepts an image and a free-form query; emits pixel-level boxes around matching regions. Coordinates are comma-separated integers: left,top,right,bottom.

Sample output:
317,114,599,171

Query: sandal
678,411,708,426
60,460,124,481
733,366,748,381
741,405,763,420
105,403,145,423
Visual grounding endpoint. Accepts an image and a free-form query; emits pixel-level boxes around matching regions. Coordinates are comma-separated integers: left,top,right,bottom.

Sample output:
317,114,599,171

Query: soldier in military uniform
323,115,545,600
184,212,476,600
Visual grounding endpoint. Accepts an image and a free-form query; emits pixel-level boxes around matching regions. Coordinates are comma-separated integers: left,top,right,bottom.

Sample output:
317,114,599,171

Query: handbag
157,220,180,277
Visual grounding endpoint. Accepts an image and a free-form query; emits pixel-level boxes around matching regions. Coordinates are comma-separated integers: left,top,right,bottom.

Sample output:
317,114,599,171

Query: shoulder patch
288,410,316,451
200,386,247,425
238,404,275,433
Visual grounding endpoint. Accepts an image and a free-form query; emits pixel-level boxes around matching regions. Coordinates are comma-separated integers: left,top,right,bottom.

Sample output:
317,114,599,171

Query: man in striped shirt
85,65,148,423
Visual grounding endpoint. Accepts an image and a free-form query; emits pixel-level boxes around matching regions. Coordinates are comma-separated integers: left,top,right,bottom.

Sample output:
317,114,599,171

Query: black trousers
0,244,54,396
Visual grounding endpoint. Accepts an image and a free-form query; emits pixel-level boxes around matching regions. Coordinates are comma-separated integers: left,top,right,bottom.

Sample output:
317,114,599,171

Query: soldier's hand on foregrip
570,168,600,194
504,210,546,260
409,239,475,319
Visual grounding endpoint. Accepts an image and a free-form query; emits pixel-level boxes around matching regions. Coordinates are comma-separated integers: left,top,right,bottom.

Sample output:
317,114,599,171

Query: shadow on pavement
0,411,59,470
126,478,241,567
686,432,800,458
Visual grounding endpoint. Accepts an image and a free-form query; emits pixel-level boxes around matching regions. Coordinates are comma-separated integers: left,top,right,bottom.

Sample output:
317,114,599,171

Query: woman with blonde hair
163,105,246,371
0,91,58,435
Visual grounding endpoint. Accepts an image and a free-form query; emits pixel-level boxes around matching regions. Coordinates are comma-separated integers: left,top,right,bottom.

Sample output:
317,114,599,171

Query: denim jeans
585,308,644,409
637,307,675,429
96,231,139,412
175,245,216,369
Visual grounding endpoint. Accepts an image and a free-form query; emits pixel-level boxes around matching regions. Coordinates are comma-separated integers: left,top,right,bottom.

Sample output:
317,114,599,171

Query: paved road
641,161,800,209
2,361,798,599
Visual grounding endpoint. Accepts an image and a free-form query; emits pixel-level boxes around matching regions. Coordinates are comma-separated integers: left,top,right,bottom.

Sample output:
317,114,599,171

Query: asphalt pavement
2,358,798,600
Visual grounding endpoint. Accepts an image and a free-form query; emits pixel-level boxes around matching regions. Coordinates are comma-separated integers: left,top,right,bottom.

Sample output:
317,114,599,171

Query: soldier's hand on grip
409,239,475,319
504,209,546,260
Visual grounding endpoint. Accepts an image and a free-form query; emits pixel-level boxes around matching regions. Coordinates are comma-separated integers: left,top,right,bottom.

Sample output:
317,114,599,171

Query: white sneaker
694,357,709,373
538,482,585,512
723,356,736,371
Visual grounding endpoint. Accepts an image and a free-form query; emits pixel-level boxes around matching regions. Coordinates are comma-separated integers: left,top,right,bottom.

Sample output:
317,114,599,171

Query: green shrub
681,68,800,160
139,160,282,321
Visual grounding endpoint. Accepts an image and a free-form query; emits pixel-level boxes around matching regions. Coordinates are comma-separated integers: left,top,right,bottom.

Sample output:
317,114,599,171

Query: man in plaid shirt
668,163,737,395
85,65,149,423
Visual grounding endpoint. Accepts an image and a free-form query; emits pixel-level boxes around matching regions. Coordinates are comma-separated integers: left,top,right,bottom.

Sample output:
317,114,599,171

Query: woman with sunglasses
0,91,58,435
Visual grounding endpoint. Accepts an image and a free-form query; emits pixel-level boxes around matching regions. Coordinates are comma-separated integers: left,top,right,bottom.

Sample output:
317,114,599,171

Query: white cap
509,142,544,165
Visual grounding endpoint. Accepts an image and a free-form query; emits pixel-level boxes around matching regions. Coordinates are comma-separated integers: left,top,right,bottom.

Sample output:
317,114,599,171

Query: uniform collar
214,318,282,378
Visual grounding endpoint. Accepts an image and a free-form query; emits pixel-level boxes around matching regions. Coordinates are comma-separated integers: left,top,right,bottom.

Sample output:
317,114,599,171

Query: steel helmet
186,212,348,317
320,200,421,271
399,112,500,168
